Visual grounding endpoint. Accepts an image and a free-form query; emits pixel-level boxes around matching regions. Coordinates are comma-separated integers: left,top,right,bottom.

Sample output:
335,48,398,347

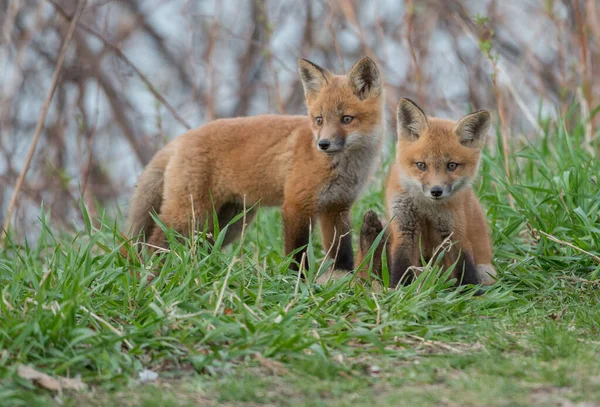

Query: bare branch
2,0,86,243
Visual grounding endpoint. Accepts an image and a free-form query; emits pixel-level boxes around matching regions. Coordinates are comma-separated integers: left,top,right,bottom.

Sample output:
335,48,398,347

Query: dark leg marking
389,195,422,287
217,202,256,246
359,210,388,276
333,231,354,271
390,247,415,287
456,251,480,286
290,230,310,272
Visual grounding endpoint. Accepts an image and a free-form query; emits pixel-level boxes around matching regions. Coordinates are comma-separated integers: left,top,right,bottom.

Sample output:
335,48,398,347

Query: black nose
430,186,443,197
317,139,330,150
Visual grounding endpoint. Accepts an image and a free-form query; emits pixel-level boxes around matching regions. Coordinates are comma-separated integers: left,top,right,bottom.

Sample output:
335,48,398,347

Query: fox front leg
356,210,389,277
282,203,312,271
389,196,421,287
430,212,480,286
389,230,420,287
319,208,353,271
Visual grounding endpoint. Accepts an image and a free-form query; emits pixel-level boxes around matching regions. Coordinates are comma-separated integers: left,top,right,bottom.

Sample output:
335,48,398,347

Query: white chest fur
318,136,380,209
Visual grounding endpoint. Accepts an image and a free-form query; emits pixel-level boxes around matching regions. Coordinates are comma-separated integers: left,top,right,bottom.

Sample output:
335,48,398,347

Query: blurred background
1,0,598,239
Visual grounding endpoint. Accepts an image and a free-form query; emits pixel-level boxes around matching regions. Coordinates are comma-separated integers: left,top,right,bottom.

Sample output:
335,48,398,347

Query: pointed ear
396,98,428,141
454,110,491,147
347,56,382,100
298,59,331,98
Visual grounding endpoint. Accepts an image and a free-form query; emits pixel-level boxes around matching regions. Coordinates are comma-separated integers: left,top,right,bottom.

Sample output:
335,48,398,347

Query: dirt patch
529,385,599,407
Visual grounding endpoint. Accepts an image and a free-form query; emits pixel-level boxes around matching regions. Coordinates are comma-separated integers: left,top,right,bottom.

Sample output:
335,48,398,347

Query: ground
1,121,599,406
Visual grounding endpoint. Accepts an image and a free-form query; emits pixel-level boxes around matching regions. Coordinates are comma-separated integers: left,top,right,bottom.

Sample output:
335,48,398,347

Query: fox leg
216,202,257,246
282,202,313,271
146,199,214,250
388,196,422,287
389,228,421,287
146,172,215,251
319,208,353,271
475,264,496,286
356,210,388,278
452,250,480,286
433,220,479,286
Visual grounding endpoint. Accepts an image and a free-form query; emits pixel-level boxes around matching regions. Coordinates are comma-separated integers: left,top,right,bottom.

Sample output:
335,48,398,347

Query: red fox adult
127,57,385,271
357,98,496,287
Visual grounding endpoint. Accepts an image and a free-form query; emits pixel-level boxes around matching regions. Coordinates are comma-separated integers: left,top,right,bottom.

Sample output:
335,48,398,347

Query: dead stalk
239,195,248,282
79,305,133,350
371,292,380,325
190,194,197,263
538,230,600,264
213,258,237,316
285,252,306,313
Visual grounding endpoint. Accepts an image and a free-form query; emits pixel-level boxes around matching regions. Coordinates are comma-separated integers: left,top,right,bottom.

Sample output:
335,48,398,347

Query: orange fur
128,57,385,271
357,99,496,287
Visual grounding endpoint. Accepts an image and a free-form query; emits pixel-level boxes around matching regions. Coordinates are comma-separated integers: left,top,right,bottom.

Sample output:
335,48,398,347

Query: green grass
1,115,600,406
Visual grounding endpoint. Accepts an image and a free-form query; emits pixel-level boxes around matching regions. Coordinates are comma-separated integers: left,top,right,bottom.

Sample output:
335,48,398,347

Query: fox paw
360,210,384,251
476,264,497,286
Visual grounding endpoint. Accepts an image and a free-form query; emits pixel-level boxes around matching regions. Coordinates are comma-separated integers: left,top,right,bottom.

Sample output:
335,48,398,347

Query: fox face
298,57,384,155
395,98,491,201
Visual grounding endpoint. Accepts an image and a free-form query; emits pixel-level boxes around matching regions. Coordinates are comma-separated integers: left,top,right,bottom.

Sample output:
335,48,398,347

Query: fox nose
317,139,331,151
430,186,443,197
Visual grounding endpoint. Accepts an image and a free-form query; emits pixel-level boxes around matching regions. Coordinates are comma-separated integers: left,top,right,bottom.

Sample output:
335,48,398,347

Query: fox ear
298,59,331,98
396,98,428,141
454,110,491,147
347,56,382,100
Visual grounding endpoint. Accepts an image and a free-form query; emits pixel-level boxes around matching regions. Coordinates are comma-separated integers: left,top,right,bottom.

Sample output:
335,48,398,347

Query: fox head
395,98,491,201
298,57,384,155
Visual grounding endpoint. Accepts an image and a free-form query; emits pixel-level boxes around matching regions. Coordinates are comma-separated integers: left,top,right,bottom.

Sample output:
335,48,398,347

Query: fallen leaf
17,365,86,392
368,365,381,377
139,369,159,383
254,353,288,375
60,376,87,391
549,306,568,321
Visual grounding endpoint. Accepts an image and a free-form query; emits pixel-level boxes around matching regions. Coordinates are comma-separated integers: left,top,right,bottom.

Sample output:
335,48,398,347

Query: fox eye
315,117,323,126
341,115,354,124
416,162,427,171
447,162,459,171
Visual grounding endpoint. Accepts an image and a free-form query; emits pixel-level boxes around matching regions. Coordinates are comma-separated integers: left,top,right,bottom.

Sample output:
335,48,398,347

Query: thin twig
496,62,543,137
371,292,380,325
577,87,594,155
538,230,600,264
1,0,86,244
256,257,265,308
239,195,248,283
213,258,237,316
557,275,600,285
285,252,305,313
79,305,133,350
315,225,338,283
189,194,197,265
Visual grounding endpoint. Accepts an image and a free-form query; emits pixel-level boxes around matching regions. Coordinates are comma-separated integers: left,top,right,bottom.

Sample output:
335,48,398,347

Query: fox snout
430,186,443,197
317,139,331,150
425,184,452,200
317,137,345,153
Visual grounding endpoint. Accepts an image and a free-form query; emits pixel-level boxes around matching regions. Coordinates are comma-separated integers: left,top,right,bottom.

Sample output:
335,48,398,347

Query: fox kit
356,98,496,287
127,57,385,270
